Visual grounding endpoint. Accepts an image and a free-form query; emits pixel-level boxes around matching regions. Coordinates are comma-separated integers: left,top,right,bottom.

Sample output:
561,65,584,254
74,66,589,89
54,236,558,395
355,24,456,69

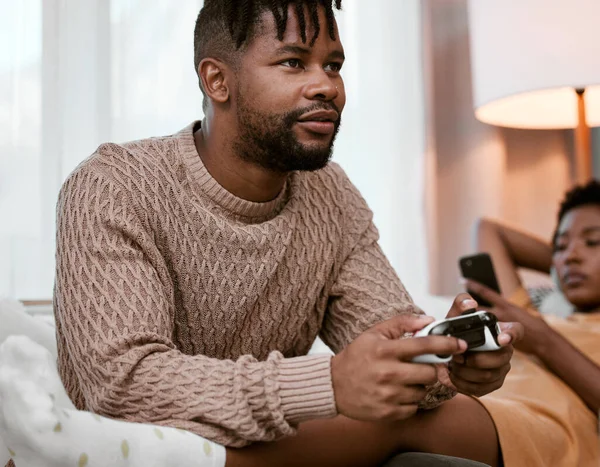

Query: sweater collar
176,121,290,220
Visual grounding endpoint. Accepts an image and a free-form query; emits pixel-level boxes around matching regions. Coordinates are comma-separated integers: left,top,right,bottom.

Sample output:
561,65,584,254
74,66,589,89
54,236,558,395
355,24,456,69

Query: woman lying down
471,181,600,466
1,182,599,467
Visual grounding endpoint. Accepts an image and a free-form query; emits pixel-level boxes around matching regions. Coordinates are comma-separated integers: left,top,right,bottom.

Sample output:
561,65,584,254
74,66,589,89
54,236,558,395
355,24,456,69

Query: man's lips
297,109,339,122
296,121,335,135
296,109,339,135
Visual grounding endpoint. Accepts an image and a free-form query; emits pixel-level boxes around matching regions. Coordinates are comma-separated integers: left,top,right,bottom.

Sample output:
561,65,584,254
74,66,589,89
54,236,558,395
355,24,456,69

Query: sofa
0,295,523,467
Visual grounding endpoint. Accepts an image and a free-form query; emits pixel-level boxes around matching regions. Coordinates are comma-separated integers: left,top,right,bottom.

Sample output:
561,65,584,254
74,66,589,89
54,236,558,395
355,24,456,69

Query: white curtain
1,0,204,299
334,1,430,297
1,0,429,301
1,0,45,298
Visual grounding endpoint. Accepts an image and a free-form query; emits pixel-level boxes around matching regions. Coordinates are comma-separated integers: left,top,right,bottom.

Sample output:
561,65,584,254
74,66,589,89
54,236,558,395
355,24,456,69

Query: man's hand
464,279,552,355
331,314,467,422
444,292,525,397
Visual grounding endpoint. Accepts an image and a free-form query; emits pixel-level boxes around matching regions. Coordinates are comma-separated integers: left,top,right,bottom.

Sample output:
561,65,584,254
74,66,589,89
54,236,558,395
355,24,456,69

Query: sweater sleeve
319,167,456,409
54,164,336,447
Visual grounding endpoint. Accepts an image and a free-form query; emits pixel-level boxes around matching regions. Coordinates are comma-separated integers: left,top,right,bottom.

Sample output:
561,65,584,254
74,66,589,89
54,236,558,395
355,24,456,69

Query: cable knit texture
53,122,455,448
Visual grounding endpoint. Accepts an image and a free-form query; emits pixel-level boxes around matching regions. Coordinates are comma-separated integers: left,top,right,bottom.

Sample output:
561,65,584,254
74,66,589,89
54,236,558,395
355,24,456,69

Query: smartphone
458,253,501,307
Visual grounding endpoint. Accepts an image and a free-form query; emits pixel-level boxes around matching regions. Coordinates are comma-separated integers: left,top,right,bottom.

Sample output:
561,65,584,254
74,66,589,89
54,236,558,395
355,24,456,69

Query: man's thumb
372,313,436,339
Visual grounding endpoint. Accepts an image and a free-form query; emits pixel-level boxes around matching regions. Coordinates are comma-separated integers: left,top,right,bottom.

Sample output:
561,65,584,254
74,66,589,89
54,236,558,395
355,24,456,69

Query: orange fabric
479,287,600,467
507,286,534,309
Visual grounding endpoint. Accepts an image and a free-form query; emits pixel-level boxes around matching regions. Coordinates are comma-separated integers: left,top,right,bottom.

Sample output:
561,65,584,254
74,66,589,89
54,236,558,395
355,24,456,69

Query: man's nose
304,70,339,101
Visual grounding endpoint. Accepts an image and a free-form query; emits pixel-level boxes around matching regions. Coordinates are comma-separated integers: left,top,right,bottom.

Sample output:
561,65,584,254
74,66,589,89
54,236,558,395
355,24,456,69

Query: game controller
411,310,502,364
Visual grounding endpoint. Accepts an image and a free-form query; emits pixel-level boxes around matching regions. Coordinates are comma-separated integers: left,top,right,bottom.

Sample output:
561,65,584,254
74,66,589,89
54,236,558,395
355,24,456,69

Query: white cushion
0,298,73,465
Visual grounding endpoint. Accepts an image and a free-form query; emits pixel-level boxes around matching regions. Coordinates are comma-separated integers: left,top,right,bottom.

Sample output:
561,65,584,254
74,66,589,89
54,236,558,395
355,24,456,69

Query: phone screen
459,253,501,307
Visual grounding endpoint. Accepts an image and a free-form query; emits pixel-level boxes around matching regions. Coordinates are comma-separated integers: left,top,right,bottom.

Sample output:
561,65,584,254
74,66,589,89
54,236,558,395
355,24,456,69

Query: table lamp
467,0,600,183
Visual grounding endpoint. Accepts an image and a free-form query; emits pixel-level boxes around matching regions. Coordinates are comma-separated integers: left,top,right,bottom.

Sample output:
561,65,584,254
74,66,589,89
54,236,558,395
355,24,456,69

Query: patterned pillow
527,286,573,318
526,285,557,310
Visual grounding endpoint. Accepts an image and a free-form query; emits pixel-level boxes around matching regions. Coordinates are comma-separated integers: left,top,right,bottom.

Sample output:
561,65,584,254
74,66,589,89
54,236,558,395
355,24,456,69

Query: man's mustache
287,102,342,123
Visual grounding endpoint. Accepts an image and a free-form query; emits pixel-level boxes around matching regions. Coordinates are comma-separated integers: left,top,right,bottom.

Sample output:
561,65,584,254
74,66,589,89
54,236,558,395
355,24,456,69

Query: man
47,1,521,466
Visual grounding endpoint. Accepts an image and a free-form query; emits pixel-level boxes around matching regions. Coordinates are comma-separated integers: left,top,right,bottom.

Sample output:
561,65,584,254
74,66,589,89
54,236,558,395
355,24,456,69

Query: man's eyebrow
274,44,346,61
328,50,346,61
274,44,312,56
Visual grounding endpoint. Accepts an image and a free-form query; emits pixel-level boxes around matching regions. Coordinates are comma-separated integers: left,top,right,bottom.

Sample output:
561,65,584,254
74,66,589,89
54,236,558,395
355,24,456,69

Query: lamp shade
468,0,600,129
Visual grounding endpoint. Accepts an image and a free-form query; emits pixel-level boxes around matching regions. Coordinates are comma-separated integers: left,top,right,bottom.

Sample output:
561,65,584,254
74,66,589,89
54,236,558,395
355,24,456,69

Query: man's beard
234,96,341,173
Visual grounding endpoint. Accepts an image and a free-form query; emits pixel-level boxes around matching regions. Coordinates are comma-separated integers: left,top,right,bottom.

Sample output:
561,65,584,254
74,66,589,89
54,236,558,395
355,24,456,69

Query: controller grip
469,326,502,351
411,353,452,364
410,326,453,364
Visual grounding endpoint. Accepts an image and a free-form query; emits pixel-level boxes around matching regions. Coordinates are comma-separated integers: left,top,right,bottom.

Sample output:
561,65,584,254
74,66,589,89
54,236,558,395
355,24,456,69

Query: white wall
424,0,573,296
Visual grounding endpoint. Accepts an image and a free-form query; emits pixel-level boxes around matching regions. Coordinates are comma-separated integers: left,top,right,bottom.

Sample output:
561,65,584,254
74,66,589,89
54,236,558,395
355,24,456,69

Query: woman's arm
465,279,600,413
535,327,600,413
473,218,554,298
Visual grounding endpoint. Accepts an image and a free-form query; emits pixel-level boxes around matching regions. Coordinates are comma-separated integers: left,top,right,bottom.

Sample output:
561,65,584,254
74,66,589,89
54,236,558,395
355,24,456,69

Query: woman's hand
464,279,552,356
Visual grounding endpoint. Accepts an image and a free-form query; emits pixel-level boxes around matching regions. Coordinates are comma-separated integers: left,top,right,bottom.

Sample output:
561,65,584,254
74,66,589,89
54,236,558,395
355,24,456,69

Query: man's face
232,4,346,173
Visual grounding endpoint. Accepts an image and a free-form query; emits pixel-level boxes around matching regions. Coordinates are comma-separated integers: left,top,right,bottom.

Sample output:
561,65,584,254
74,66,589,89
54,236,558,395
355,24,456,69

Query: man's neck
194,118,288,203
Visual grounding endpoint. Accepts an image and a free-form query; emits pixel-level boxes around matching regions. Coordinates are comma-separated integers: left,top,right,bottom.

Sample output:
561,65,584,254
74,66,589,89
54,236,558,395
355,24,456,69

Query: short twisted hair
553,180,600,244
193,0,342,102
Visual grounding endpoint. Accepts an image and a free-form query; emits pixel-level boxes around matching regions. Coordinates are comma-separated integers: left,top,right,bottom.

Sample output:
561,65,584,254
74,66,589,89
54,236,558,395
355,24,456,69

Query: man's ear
198,58,232,105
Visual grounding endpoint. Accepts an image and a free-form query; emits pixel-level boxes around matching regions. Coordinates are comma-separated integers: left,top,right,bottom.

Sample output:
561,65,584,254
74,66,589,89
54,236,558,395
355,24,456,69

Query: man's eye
325,62,343,73
586,239,600,247
282,59,302,68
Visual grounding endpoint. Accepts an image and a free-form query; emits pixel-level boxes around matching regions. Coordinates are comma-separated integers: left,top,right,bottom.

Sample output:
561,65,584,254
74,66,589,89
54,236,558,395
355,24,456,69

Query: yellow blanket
479,289,600,467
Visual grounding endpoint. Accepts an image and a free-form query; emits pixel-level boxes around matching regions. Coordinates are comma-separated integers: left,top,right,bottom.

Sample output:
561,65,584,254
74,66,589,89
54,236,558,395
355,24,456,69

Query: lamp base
574,88,592,183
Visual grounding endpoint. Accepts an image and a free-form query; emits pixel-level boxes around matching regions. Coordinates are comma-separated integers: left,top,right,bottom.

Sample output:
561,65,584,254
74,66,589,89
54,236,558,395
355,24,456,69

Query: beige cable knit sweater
53,122,454,448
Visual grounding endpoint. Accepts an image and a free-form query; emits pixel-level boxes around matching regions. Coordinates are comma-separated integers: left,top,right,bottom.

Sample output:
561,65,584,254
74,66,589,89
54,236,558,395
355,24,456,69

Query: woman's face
553,205,600,312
